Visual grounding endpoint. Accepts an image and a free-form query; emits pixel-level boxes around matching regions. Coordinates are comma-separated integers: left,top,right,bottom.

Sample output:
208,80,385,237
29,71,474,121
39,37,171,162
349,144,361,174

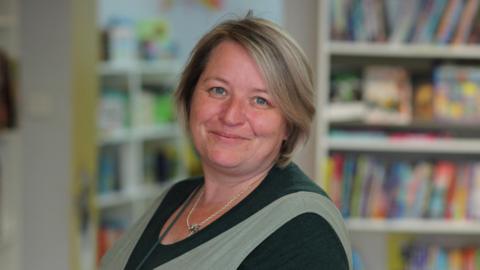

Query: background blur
0,0,318,269
3,0,480,270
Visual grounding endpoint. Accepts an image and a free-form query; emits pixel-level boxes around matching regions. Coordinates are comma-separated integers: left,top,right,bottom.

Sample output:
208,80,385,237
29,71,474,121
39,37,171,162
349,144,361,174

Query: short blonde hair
175,14,315,167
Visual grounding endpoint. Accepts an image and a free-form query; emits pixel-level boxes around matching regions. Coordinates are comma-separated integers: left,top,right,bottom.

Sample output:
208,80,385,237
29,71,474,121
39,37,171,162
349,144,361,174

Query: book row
402,243,480,270
329,65,480,125
96,219,126,264
330,0,480,44
325,153,480,219
101,17,179,65
97,143,179,194
98,84,175,133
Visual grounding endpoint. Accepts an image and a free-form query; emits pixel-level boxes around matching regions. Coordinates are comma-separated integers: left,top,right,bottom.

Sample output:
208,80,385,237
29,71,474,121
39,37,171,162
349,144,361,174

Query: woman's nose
220,97,246,126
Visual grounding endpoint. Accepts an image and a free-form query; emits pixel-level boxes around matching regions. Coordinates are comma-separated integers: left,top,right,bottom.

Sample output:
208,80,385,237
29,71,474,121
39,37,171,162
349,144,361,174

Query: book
363,66,413,125
435,0,465,44
469,163,480,219
410,0,437,43
413,82,435,121
433,65,480,124
451,0,479,44
328,72,365,122
420,0,449,43
388,0,422,43
467,2,480,43
428,161,456,218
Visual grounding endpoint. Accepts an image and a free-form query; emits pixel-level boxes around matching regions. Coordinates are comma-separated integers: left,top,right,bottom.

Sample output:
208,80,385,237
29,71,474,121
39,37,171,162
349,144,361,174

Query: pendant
188,224,201,235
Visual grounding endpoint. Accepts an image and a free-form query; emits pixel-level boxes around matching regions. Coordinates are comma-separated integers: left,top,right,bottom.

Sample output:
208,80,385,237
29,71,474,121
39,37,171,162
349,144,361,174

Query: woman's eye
208,87,226,96
253,97,269,106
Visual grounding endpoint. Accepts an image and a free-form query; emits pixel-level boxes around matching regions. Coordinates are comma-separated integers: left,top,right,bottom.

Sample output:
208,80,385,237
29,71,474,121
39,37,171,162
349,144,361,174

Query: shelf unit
94,59,190,265
96,59,188,208
317,2,480,270
347,218,480,235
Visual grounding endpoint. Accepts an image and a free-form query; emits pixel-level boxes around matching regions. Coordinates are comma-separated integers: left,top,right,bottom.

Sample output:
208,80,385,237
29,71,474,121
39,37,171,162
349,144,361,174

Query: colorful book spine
329,0,480,45
326,153,480,220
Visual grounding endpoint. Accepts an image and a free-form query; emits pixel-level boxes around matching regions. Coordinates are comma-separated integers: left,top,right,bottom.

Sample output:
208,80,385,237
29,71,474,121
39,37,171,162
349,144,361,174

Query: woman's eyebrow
201,76,230,85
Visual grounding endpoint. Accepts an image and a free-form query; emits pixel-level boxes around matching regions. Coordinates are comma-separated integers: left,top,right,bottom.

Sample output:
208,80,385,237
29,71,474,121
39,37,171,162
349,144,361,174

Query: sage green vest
100,191,352,270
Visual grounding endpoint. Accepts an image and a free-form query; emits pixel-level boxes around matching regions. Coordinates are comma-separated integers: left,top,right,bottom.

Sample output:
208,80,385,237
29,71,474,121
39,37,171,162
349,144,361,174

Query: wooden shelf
327,137,480,154
347,218,480,234
326,42,480,59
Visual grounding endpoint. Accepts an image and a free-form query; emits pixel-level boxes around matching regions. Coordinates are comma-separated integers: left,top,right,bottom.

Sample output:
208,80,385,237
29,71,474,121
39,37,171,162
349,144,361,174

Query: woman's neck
199,165,272,204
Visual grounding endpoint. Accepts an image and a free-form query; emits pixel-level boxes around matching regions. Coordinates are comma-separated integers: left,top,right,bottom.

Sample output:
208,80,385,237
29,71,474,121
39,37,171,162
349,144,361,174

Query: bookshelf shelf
347,218,480,235
327,137,480,154
97,182,173,209
98,123,181,145
98,60,182,76
327,42,480,59
94,51,190,265
318,1,480,268
132,124,181,141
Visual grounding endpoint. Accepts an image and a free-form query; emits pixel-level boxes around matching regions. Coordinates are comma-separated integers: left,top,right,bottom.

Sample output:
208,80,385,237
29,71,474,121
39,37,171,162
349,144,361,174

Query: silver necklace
186,179,261,235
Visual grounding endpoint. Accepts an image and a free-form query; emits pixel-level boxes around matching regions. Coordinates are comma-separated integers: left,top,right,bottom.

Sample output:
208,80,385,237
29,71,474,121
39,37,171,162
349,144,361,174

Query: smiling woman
189,41,287,178
100,13,352,270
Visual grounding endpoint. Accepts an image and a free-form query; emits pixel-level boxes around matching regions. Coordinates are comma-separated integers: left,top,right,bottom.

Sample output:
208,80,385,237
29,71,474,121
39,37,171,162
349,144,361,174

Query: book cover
341,155,356,217
409,161,433,218
450,163,471,219
451,0,479,44
367,159,388,218
411,0,436,43
435,0,465,44
433,65,480,124
468,163,480,219
328,153,345,209
388,0,422,43
420,0,449,43
467,2,480,43
428,161,456,218
363,66,412,125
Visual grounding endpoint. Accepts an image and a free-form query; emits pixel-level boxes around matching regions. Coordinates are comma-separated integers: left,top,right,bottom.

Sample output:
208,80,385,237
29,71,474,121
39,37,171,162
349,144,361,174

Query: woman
100,14,352,270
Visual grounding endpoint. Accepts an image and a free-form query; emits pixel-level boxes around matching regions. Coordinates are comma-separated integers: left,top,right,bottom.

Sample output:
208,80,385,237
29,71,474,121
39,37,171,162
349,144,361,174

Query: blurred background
0,0,317,269
2,0,480,269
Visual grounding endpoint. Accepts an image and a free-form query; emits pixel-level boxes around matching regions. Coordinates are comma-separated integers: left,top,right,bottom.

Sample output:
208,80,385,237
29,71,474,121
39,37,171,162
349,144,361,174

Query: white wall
98,0,284,65
284,0,319,180
19,0,72,269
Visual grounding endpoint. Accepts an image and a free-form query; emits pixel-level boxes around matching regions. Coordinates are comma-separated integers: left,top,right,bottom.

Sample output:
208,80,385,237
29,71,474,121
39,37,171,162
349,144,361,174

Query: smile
210,131,249,141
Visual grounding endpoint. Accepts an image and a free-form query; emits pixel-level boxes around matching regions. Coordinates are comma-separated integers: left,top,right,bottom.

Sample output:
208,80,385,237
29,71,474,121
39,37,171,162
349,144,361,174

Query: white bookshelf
326,41,480,59
316,1,480,269
347,218,480,235
327,137,480,154
98,122,181,145
96,59,189,240
97,180,175,209
98,60,182,76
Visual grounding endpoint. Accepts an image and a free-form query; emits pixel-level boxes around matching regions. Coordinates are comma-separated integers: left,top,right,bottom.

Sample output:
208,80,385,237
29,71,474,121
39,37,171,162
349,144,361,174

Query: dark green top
125,163,349,270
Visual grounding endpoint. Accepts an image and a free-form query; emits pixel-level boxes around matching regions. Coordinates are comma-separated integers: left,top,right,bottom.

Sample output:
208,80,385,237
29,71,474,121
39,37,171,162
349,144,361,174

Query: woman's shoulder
239,212,350,270
266,162,329,198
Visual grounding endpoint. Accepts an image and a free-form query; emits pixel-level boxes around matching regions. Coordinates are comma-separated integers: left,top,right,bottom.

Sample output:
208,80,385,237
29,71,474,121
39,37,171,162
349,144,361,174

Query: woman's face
189,41,287,177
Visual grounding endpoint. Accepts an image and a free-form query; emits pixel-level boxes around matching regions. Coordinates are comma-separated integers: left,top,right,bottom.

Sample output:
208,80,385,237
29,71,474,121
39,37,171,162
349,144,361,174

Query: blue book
341,155,356,217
